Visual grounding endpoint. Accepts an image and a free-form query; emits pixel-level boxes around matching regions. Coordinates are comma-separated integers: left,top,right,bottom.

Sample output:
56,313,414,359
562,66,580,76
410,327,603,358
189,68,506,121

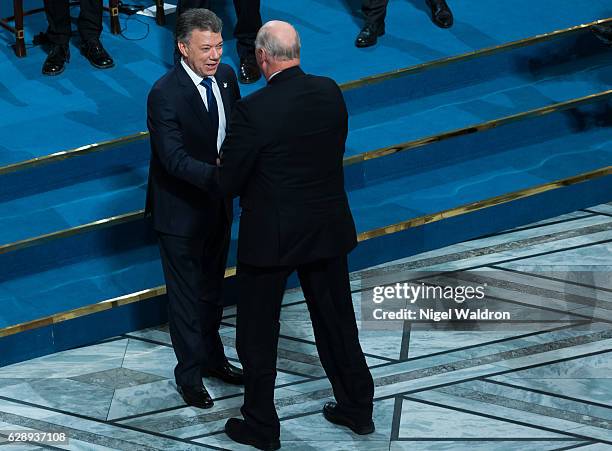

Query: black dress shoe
355,23,385,48
177,384,213,409
426,0,454,28
42,44,70,76
225,418,280,450
239,57,261,84
322,402,375,435
201,361,244,385
80,39,115,69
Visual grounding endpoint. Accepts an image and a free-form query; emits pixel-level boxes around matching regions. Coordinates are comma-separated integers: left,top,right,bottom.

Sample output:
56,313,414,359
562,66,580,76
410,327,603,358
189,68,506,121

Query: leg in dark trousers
77,0,103,42
361,0,389,26
157,214,230,387
199,212,231,371
232,0,262,59
45,0,72,44
297,255,374,421
235,263,291,440
176,0,210,18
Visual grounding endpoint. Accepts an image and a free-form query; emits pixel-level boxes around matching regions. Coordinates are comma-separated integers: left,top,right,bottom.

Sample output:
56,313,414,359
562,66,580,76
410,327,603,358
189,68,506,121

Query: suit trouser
157,212,230,387
236,255,374,439
45,0,103,45
361,0,389,26
177,0,262,58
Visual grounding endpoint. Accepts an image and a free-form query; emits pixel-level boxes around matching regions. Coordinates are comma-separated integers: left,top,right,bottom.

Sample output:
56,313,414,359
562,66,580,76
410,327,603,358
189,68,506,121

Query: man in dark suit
177,0,262,83
146,8,243,409
42,0,114,75
218,20,375,451
356,0,454,47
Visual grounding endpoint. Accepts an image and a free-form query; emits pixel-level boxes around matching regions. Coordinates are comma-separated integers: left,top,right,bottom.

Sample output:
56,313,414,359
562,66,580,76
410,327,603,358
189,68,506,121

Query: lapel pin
223,82,228,88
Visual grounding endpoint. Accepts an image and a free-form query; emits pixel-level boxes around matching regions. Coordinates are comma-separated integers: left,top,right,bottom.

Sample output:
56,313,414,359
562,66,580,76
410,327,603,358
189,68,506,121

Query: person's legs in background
78,0,114,69
233,0,262,83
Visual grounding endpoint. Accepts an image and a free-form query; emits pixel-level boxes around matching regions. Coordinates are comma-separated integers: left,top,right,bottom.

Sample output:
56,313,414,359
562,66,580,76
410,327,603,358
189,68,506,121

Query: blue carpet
0,0,610,165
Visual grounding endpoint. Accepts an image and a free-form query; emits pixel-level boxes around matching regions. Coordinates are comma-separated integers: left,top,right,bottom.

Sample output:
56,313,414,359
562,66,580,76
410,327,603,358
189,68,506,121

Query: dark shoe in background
42,44,70,76
239,56,261,84
355,23,385,48
81,39,115,69
322,402,375,435
201,361,244,385
426,0,454,28
224,418,281,450
177,384,213,409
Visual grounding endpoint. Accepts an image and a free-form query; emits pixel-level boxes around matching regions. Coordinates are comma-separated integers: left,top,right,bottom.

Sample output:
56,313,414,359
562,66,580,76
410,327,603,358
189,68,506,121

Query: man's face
179,29,223,77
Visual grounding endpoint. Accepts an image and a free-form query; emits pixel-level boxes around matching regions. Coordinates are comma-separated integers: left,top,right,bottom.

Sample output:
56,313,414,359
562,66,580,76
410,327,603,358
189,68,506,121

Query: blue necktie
200,77,219,142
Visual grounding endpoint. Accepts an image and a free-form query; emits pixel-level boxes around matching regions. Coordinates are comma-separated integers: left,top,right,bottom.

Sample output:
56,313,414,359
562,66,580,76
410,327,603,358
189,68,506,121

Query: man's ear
177,41,188,59
256,48,265,62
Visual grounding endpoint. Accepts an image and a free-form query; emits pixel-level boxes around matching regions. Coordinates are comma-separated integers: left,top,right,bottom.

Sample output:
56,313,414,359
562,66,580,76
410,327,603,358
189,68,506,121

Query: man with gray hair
219,20,375,450
146,8,243,410
176,0,262,83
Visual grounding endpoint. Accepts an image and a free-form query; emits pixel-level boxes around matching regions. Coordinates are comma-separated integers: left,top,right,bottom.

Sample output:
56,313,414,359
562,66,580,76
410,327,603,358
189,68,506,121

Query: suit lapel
175,64,214,137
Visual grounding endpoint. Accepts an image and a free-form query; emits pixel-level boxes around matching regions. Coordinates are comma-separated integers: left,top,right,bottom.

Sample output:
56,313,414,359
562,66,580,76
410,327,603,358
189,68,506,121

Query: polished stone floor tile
390,440,585,450
398,398,571,439
72,367,166,390
121,339,177,381
106,379,184,421
409,385,612,441
0,340,128,379
499,241,612,267
0,378,114,420
585,202,612,216
457,215,610,250
487,377,612,407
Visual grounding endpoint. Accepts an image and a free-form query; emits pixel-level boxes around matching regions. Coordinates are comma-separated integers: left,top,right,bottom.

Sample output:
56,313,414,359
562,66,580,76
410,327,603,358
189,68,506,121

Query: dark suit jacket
146,62,240,237
218,66,357,267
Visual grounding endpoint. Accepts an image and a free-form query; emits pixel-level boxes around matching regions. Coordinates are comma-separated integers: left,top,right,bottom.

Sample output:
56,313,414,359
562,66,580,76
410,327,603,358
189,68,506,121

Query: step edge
3,89,611,254
344,89,612,166
342,17,612,91
2,17,609,175
0,131,149,176
1,165,609,339
0,210,145,255
357,166,611,241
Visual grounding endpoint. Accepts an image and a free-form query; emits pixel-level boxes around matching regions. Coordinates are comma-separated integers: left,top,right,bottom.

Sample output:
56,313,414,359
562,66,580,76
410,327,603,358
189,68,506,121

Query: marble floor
0,204,610,450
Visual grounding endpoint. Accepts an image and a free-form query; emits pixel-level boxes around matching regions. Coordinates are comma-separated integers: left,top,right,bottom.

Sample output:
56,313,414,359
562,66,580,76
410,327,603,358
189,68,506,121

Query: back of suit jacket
146,62,240,237
220,66,357,266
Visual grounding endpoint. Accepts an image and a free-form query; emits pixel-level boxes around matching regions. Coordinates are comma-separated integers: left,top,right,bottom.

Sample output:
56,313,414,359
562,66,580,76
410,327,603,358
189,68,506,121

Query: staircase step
344,30,612,155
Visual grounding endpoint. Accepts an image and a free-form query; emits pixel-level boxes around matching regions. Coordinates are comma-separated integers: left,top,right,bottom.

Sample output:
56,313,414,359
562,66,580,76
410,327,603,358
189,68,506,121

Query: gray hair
175,9,222,45
255,24,301,61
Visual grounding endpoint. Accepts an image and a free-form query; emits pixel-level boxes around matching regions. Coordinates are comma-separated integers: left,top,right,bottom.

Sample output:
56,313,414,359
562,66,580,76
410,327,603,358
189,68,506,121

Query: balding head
255,21,301,80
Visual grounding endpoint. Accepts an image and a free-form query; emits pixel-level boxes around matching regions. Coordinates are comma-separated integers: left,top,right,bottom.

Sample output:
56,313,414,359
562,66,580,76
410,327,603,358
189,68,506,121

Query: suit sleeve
230,67,241,102
218,100,259,198
147,87,217,191
336,82,349,154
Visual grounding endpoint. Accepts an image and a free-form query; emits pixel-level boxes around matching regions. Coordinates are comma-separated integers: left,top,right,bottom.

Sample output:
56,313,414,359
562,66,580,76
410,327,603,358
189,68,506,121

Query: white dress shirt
181,59,227,153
